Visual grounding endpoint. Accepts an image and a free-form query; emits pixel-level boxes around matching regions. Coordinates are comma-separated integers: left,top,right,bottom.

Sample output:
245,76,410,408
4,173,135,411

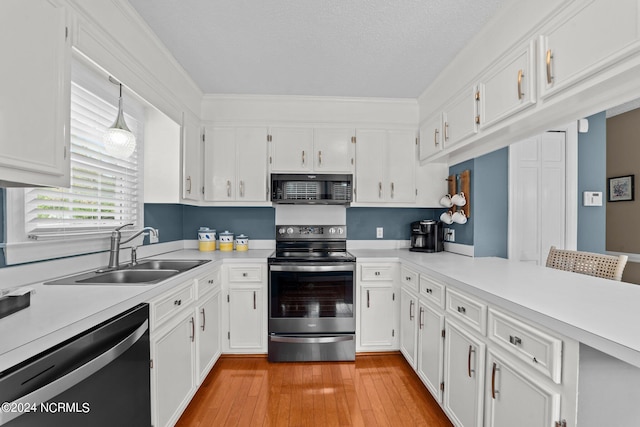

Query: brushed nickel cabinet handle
517,69,524,100
367,290,370,308
201,308,206,331
239,180,245,197
226,180,231,197
434,129,439,147
409,299,415,320
419,307,424,329
390,182,395,198
444,122,449,141
546,49,553,84
491,362,498,399
468,345,475,377
378,182,382,198
318,150,322,165
190,317,195,342
186,176,192,194
302,150,305,165
253,291,257,310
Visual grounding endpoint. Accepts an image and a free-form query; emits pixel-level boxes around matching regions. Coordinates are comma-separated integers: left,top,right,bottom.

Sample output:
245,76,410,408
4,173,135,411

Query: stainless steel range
268,225,356,362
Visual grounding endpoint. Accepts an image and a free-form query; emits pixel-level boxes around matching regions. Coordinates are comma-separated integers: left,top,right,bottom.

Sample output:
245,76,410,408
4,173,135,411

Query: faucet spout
105,224,157,270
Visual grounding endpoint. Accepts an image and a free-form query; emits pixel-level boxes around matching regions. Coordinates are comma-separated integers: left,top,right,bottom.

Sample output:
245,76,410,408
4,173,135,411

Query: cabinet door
485,351,560,427
442,87,477,149
270,127,313,172
399,288,418,369
151,310,196,427
0,0,70,187
236,127,268,201
479,40,536,130
443,319,486,427
313,128,355,172
417,301,445,402
182,113,202,201
354,129,386,202
196,290,221,383
359,285,396,350
385,130,416,203
204,127,236,201
540,0,640,99
228,286,264,351
419,113,443,161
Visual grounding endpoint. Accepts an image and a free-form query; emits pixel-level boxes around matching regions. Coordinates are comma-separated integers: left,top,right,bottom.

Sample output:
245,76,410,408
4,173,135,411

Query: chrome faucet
106,224,158,270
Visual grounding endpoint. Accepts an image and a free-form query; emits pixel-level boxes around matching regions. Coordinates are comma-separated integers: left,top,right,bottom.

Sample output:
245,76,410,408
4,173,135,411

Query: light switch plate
376,227,383,239
583,191,603,206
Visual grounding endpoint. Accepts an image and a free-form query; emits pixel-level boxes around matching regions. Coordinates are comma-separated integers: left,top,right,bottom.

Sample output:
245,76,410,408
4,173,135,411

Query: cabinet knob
174,299,182,306
457,306,466,314
242,272,248,277
509,335,522,346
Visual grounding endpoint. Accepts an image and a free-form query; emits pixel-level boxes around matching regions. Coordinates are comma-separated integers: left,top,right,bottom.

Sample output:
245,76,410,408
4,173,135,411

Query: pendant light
103,78,136,159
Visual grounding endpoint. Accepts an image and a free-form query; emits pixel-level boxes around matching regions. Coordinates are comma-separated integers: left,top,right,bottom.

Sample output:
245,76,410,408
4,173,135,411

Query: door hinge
65,26,69,40
150,359,153,369
392,329,395,337
227,294,230,303
415,188,418,196
392,292,395,301
475,90,480,101
415,137,418,146
351,136,356,144
269,156,272,164
440,382,445,392
227,331,230,340
441,329,446,338
201,186,205,195
555,421,567,427
475,115,481,124
267,134,272,142
202,133,205,142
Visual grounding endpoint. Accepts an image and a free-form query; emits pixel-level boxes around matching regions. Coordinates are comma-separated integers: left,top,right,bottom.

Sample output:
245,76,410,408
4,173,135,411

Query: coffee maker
410,220,444,253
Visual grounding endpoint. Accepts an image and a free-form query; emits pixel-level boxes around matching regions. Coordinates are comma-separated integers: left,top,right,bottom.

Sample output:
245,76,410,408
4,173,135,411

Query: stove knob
329,227,336,235
278,227,286,235
287,227,294,235
336,227,344,235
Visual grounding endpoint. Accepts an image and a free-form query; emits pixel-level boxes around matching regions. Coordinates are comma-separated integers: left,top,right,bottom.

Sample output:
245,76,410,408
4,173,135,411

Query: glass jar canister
219,230,234,252
198,227,216,252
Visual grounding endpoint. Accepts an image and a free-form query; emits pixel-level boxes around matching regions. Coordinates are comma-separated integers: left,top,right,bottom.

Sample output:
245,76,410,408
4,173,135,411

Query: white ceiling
128,0,508,98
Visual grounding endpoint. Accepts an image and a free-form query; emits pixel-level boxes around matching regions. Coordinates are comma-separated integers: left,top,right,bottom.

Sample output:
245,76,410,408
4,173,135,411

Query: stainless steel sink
126,259,210,272
44,259,210,286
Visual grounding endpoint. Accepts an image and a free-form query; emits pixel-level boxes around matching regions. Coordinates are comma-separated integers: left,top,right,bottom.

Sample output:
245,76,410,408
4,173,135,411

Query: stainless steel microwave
271,173,352,204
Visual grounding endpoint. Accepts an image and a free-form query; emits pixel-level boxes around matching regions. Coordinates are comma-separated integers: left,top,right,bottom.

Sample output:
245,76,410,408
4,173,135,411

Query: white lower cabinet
417,300,445,401
196,288,222,383
443,318,486,427
359,285,396,350
400,287,418,369
223,263,267,353
151,306,197,427
484,350,560,427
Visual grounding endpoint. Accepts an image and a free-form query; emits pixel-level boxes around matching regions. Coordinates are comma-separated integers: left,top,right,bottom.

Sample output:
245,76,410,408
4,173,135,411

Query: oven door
268,263,355,334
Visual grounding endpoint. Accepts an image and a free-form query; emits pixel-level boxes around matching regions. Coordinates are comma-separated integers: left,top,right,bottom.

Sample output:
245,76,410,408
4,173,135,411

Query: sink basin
44,259,210,286
75,269,180,284
127,259,210,272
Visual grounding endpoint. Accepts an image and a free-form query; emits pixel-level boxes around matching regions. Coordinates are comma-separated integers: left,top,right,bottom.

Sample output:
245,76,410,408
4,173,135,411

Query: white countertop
2,247,640,372
354,249,640,368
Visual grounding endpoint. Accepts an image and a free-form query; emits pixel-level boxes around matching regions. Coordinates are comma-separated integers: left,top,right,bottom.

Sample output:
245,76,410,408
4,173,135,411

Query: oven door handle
270,335,354,344
269,264,355,272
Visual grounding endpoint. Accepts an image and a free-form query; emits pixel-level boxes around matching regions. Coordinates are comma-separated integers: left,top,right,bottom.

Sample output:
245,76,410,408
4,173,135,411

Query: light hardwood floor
176,353,452,426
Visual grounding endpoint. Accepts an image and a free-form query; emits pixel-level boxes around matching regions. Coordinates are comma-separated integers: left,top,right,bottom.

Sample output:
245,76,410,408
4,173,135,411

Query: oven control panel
276,225,346,240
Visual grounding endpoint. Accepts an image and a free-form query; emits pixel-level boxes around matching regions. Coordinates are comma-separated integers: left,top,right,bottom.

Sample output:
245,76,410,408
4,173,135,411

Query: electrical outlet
376,227,384,239
150,229,159,244
446,228,455,242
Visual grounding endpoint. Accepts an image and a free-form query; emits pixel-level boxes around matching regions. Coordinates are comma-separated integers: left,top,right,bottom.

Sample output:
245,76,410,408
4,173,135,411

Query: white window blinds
24,67,144,238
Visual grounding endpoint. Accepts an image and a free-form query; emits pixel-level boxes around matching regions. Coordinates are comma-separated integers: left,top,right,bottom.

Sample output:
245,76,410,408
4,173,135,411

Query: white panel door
359,285,396,349
0,0,70,187
400,288,418,369
386,130,416,203
509,132,566,265
270,127,314,172
204,127,236,201
182,113,202,201
419,113,443,160
228,286,264,351
196,290,221,383
485,351,560,427
417,301,445,402
355,129,386,202
236,127,268,201
313,128,354,173
443,87,477,148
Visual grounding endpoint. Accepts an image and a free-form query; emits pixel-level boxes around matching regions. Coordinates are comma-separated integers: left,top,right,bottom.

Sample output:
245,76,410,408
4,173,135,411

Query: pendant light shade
103,82,136,159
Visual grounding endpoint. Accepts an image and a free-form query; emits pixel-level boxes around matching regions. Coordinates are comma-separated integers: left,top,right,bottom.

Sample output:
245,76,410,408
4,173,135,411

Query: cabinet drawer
227,264,264,282
400,266,419,292
445,288,487,335
488,308,562,383
197,267,221,297
419,275,445,309
360,264,395,281
151,281,195,329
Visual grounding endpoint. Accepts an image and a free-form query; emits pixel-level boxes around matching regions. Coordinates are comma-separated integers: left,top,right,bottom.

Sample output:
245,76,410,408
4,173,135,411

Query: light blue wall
474,148,509,257
577,112,607,253
347,207,438,240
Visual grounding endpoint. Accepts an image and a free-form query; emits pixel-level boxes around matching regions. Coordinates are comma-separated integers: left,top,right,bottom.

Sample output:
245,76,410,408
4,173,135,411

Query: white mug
451,192,466,207
452,210,467,224
439,194,453,208
440,210,454,224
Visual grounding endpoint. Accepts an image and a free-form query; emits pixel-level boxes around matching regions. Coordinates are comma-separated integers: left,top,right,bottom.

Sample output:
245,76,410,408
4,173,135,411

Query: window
5,58,145,264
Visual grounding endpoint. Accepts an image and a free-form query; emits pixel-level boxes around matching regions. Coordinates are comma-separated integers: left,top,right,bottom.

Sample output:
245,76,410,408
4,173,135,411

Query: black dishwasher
0,303,150,427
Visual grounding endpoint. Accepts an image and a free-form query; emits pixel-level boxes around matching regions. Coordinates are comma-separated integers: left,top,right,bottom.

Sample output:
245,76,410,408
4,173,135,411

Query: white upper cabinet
269,127,354,173
203,126,268,203
181,113,202,202
355,129,416,204
312,128,355,173
477,40,537,130
539,0,640,99
419,113,443,161
0,0,70,187
442,87,478,149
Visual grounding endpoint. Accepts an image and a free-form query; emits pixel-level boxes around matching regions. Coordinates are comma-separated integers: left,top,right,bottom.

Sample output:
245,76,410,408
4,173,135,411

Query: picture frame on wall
608,175,635,202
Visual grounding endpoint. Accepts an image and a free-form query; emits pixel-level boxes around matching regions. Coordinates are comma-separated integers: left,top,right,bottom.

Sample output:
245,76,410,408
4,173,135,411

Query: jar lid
219,230,233,236
237,234,248,239
198,226,210,231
